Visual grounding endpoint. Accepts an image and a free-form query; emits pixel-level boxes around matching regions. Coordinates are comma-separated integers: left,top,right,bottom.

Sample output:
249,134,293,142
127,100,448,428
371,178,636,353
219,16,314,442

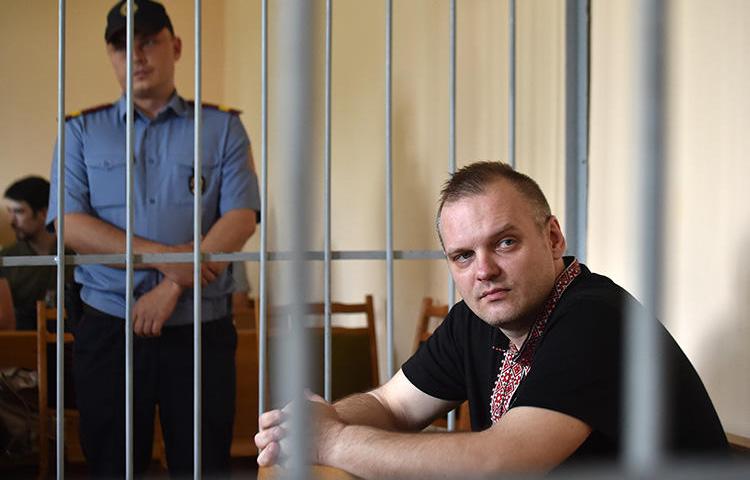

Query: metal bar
449,0,456,176
273,1,315,475
508,0,516,168
564,0,590,263
258,0,269,418
0,249,449,267
124,1,135,478
624,0,666,471
55,1,66,477
323,0,333,403
385,0,395,379
446,0,457,433
192,0,203,476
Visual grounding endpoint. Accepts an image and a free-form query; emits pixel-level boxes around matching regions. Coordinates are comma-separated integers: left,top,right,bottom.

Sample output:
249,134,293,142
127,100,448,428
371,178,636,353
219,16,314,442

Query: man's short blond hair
436,161,552,248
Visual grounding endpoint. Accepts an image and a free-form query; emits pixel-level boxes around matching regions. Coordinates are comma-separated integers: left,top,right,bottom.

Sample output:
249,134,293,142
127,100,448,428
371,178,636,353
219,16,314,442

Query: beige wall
218,0,564,378
1,0,747,437
589,0,750,436
0,0,224,243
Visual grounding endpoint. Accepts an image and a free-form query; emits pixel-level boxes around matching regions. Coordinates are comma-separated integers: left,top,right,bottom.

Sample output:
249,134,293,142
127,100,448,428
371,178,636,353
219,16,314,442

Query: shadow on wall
701,229,750,437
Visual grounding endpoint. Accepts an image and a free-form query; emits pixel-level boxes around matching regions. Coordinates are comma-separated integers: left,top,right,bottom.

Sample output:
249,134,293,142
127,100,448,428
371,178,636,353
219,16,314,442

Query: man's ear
173,36,182,61
547,215,567,259
37,207,48,221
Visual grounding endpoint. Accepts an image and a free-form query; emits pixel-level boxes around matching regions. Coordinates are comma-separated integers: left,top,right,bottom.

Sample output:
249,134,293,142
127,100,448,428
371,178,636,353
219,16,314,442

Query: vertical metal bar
508,0,516,169
258,0,269,418
385,0,395,379
624,0,666,471
192,0,203,476
124,1,135,478
564,0,590,262
55,1,66,477
274,1,315,475
323,0,333,402
446,0,457,433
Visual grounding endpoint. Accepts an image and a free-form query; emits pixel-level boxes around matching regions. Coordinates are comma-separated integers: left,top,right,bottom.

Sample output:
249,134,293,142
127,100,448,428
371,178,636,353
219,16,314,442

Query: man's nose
133,45,146,62
475,251,501,282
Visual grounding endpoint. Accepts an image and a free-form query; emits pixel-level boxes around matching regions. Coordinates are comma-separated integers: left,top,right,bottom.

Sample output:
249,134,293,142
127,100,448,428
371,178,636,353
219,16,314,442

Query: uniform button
149,198,156,204
148,158,155,165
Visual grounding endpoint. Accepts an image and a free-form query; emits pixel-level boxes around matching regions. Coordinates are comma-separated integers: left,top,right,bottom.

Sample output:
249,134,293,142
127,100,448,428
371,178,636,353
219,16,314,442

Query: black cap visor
106,22,169,49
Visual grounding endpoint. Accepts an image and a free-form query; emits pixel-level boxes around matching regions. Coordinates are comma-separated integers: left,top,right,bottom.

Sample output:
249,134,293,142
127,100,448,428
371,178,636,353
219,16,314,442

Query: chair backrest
0,331,37,370
259,295,379,404
35,303,164,470
232,328,259,457
413,297,471,431
36,301,76,477
232,292,257,330
413,297,449,352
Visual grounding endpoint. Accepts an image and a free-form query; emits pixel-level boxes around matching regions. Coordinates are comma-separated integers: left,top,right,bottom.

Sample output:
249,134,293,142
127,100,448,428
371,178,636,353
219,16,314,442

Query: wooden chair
35,302,167,473
727,432,750,457
414,297,471,431
0,331,36,369
260,295,379,405
35,301,81,477
231,328,259,457
232,292,257,330
413,297,449,352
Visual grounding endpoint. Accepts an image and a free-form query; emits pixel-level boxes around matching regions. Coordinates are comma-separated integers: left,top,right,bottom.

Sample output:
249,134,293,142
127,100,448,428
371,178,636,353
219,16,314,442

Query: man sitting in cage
0,176,60,330
255,161,727,477
47,0,260,476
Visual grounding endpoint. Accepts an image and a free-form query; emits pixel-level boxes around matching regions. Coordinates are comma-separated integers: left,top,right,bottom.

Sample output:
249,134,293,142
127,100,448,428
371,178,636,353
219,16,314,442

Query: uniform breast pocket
86,155,127,208
169,158,220,207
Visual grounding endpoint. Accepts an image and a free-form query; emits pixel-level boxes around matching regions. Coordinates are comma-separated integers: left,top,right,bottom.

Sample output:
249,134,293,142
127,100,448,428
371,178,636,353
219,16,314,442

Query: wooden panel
232,328,259,457
259,465,360,480
0,331,37,369
727,432,750,455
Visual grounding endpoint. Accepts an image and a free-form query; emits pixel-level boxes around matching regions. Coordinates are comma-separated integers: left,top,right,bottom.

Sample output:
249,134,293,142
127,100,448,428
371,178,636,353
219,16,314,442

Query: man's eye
497,239,516,249
453,252,473,263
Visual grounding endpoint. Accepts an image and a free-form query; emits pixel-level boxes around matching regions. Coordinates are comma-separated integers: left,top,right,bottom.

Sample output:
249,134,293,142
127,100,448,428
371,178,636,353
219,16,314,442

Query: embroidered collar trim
489,258,582,423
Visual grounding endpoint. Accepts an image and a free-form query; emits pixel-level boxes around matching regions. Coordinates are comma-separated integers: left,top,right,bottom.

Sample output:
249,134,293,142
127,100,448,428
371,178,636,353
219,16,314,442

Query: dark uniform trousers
73,304,237,478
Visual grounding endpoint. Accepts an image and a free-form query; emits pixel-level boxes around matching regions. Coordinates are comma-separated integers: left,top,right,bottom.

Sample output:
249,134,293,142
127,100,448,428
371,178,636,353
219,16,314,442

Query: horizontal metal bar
0,250,446,267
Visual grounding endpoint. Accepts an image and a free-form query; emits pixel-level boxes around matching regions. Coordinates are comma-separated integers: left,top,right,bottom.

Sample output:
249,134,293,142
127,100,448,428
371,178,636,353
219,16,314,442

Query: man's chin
477,307,515,328
478,306,530,330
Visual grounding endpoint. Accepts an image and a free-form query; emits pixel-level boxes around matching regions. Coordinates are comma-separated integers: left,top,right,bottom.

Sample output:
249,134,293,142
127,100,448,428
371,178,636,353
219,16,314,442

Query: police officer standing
48,1,260,476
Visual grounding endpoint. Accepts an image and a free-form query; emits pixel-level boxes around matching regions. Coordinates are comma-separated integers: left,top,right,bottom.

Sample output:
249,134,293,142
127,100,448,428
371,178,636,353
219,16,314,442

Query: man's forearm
320,404,591,479
200,209,256,275
333,392,402,431
201,209,256,253
61,213,172,262
323,426,499,480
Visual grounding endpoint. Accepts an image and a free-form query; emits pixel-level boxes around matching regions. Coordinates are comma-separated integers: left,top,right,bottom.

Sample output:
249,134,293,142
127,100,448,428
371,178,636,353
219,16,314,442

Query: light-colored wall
0,0,224,243
589,0,750,436
1,0,747,437
219,0,564,378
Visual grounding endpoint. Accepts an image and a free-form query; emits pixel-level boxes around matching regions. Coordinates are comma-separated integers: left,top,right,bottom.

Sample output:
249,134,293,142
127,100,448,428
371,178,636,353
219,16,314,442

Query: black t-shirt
402,264,728,462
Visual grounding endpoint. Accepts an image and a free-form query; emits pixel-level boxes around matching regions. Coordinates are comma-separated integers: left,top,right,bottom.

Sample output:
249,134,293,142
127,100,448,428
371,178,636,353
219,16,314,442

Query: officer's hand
159,244,217,287
161,263,217,287
133,279,182,337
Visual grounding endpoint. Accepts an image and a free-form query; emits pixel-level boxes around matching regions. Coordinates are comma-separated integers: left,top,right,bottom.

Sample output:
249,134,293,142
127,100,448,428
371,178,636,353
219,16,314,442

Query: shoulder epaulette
186,100,242,116
65,103,115,121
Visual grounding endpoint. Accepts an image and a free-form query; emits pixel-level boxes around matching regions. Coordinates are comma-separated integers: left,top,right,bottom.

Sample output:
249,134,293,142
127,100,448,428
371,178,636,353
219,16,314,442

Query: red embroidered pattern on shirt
489,259,582,423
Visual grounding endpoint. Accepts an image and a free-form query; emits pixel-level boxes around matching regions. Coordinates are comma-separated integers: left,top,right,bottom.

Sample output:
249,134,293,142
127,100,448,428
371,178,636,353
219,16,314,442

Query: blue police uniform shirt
48,93,260,325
